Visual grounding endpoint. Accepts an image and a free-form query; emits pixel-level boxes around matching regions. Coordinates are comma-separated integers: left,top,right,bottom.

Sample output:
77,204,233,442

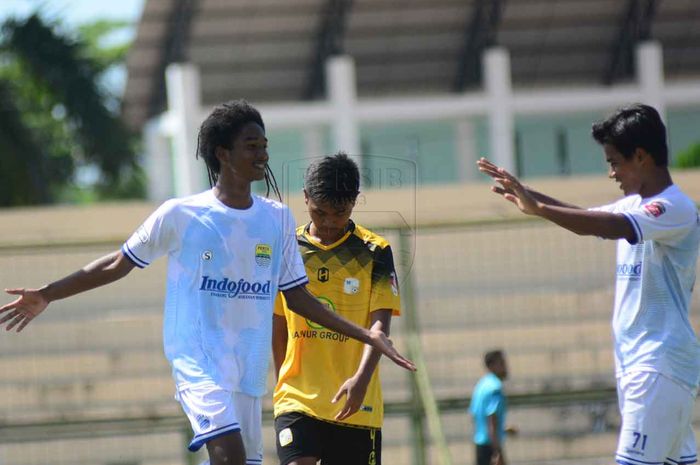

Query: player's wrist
38,285,54,303
531,200,547,216
352,370,372,387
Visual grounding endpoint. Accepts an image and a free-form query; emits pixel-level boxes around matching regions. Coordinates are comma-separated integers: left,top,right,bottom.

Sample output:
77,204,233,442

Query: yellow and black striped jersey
273,221,401,428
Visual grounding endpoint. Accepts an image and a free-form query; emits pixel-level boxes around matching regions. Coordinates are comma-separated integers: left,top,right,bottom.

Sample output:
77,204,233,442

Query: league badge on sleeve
389,271,399,296
137,225,149,244
643,201,666,218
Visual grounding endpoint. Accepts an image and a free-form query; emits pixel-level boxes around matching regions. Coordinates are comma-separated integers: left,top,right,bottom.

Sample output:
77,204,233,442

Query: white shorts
176,384,263,465
615,371,697,465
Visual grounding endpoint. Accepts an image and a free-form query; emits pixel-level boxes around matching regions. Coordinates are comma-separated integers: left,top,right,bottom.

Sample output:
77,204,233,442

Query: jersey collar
302,220,356,250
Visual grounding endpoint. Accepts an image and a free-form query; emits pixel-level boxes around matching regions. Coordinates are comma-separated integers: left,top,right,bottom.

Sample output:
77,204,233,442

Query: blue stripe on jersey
279,275,309,290
188,423,241,451
120,244,147,268
616,454,665,465
617,460,642,465
623,212,643,244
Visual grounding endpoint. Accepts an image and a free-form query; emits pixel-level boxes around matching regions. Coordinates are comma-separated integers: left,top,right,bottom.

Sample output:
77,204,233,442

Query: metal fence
1,217,699,465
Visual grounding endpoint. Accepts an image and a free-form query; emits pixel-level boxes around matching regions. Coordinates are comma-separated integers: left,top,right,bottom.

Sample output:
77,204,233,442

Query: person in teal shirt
469,350,513,465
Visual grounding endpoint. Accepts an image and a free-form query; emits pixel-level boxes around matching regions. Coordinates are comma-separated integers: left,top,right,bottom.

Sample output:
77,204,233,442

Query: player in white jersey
0,100,415,465
477,104,700,465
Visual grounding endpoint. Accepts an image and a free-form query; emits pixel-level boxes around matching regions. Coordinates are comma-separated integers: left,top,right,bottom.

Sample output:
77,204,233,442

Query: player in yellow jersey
272,153,401,465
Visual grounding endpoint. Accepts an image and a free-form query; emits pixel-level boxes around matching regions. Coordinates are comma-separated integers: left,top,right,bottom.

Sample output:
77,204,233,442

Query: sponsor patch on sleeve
643,201,666,218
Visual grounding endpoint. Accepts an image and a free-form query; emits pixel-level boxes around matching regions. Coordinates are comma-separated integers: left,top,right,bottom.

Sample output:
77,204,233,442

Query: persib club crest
255,244,272,267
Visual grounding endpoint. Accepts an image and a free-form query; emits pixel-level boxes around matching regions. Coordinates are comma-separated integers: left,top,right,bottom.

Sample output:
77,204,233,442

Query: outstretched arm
477,158,634,241
272,313,288,380
282,286,415,372
0,250,135,332
332,309,392,420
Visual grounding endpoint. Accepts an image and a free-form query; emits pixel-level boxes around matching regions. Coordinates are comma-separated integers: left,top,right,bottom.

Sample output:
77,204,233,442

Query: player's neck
213,177,253,209
638,169,673,199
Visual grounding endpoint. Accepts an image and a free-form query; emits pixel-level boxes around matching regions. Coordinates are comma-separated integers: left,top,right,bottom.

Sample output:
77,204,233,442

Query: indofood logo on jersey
617,262,642,281
199,276,271,300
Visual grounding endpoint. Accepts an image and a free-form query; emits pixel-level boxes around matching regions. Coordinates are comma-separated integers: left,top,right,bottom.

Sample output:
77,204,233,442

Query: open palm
0,288,48,332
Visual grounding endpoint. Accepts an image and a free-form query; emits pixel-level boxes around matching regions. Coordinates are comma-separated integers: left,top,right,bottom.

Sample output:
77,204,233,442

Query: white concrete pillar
288,126,325,193
165,63,207,196
636,41,666,121
143,119,173,201
483,47,515,173
303,126,325,159
326,56,361,160
455,119,478,182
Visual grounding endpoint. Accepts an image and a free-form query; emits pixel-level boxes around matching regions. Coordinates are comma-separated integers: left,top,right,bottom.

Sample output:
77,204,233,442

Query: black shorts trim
275,412,381,465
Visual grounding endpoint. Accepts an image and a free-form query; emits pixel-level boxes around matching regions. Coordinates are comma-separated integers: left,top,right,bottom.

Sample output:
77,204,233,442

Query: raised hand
0,288,49,332
368,329,416,371
332,375,368,421
477,157,539,215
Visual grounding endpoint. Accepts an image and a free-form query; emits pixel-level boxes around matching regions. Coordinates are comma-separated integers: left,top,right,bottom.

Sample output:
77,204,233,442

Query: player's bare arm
282,285,415,372
535,204,635,240
332,309,392,421
0,251,135,332
487,414,504,465
272,313,288,379
477,158,635,241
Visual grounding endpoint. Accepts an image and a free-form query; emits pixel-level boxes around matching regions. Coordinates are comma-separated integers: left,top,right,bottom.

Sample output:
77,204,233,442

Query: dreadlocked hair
196,99,282,201
304,152,360,207
264,164,282,201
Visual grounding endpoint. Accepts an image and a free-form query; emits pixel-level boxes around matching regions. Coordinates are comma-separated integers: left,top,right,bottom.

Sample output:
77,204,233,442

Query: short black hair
304,152,360,206
196,99,265,186
591,103,668,166
484,350,504,369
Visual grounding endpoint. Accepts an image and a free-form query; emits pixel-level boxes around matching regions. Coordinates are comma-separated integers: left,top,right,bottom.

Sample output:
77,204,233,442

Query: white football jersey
592,184,700,388
122,191,308,396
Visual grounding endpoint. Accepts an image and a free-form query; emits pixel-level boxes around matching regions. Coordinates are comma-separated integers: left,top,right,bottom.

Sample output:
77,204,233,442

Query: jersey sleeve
278,207,309,291
588,198,644,243
370,244,401,315
588,201,620,213
483,387,504,416
121,200,178,268
621,197,699,245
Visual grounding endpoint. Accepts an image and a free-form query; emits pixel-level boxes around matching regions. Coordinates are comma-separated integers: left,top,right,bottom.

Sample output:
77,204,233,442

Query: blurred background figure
470,350,517,465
